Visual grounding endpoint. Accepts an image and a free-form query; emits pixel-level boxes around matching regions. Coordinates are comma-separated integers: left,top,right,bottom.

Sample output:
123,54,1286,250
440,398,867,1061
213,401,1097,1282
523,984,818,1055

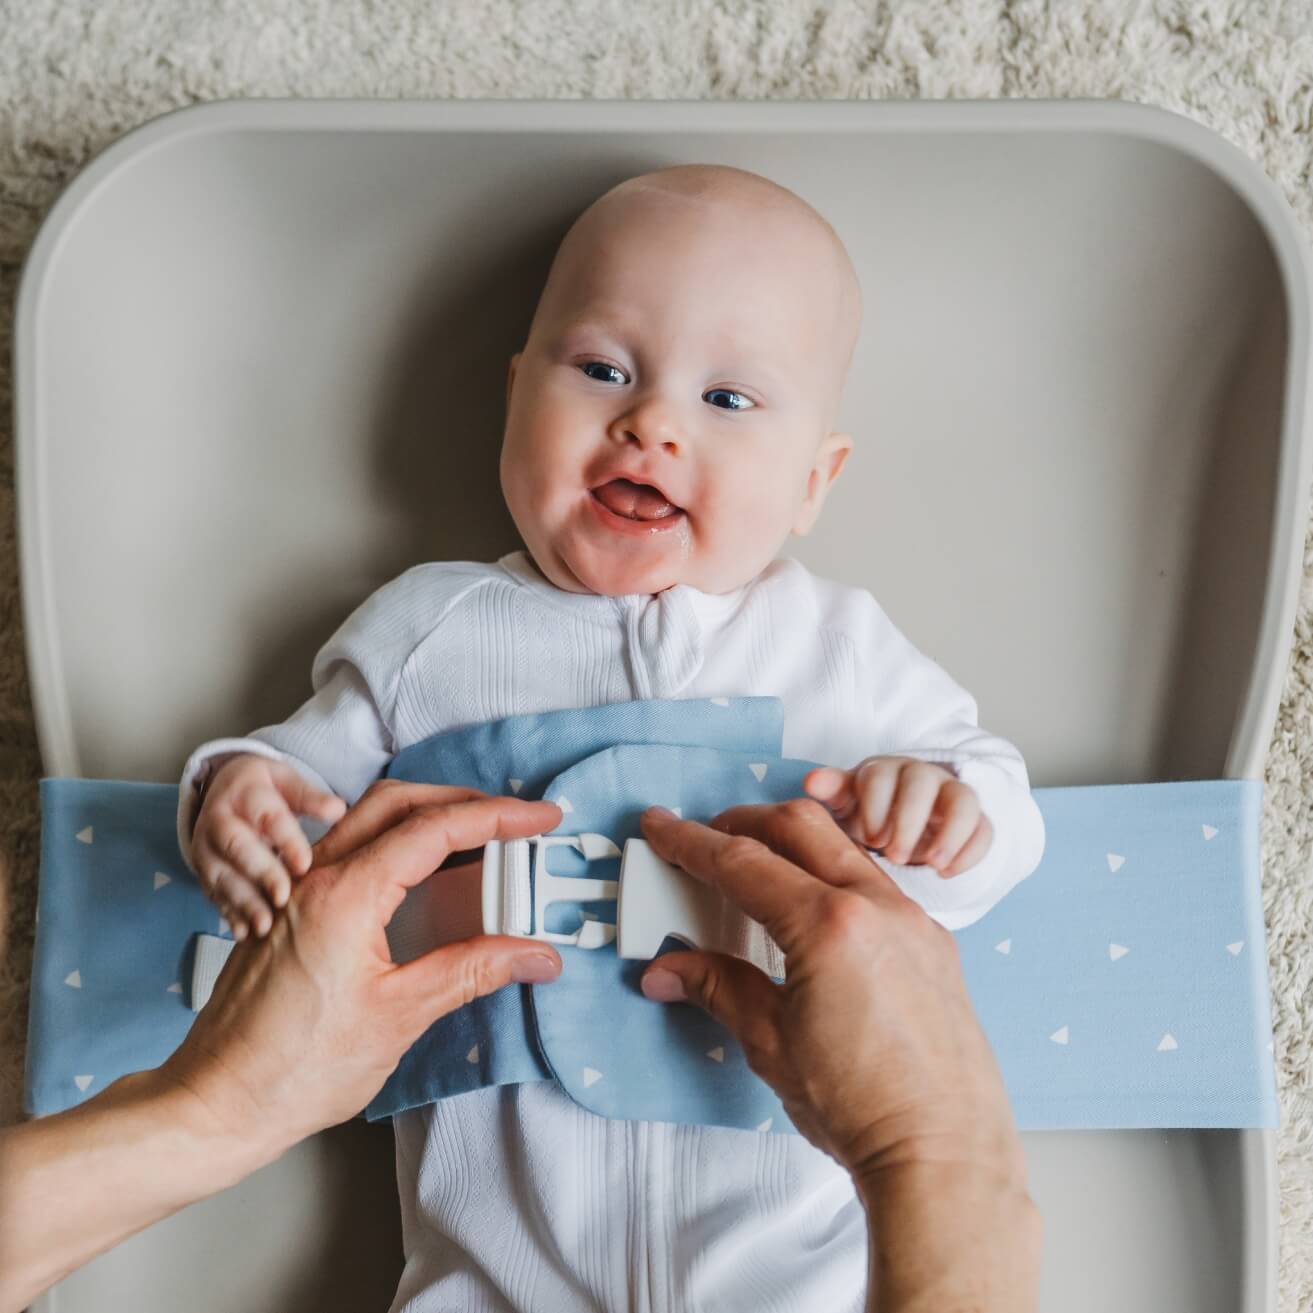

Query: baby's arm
177,566,460,938
805,587,1045,931
180,661,393,937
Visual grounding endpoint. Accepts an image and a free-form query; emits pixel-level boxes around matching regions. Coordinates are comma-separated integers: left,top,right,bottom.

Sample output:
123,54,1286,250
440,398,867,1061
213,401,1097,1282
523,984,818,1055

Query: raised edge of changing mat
23,775,1278,1131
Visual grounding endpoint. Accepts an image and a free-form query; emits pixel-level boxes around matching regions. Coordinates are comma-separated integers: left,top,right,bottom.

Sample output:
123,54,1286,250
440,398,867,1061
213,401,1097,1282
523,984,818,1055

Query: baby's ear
792,431,853,537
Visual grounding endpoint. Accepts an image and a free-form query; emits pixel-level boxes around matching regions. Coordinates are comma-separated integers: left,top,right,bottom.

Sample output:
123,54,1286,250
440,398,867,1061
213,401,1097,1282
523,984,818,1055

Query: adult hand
637,797,1022,1192
638,799,1041,1311
0,781,566,1313
160,779,564,1160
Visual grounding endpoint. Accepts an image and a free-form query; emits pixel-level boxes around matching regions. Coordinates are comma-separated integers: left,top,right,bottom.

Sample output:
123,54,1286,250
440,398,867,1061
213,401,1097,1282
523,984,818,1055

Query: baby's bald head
501,163,861,597
528,164,862,422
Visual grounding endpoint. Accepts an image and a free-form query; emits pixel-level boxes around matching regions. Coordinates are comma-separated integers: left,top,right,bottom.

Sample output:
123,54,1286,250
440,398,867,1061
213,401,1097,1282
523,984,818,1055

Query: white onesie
179,550,1045,1313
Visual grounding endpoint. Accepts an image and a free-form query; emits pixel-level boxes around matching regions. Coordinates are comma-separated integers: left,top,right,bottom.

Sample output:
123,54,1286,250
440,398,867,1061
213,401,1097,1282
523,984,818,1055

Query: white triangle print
1109,944,1130,961
1157,1033,1178,1052
582,1066,603,1088
994,939,1012,956
508,779,523,795
1227,941,1245,956
76,827,93,845
748,763,768,782
153,872,171,891
555,795,574,815
466,1045,479,1064
706,1046,725,1064
710,697,730,707
1202,825,1218,841
166,982,182,994
1106,853,1125,873
73,1074,93,1092
1050,1026,1070,1046
756,1118,773,1132
64,970,81,989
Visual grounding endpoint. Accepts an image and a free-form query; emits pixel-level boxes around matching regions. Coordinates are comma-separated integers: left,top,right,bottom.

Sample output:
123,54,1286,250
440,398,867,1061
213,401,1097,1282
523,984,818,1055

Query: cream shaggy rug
2,0,1312,1306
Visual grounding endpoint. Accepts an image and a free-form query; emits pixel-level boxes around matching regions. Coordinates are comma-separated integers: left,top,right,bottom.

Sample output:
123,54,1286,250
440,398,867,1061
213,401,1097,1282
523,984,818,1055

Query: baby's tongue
594,478,679,521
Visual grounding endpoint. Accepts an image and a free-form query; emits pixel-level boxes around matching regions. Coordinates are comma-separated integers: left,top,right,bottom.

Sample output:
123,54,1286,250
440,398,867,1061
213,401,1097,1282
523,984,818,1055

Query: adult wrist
857,1160,1042,1312
139,1060,296,1188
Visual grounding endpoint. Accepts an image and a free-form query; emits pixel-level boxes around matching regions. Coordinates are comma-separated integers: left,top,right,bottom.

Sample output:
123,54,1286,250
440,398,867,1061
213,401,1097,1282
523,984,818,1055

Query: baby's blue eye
578,361,752,411
704,388,754,412
580,361,626,384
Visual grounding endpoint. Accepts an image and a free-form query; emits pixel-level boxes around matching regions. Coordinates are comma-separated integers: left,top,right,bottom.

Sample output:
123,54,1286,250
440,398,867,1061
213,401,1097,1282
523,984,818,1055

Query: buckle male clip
482,832,760,966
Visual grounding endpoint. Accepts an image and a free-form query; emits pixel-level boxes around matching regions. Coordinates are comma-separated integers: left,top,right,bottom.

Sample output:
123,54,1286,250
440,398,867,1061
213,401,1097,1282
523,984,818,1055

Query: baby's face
500,174,857,596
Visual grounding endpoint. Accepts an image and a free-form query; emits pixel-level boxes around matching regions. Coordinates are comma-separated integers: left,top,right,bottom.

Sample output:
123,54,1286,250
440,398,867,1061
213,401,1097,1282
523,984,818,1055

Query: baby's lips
592,477,682,521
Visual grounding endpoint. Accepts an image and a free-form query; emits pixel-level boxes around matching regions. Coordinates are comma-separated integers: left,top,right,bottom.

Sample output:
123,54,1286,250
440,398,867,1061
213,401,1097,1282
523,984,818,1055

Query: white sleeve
175,663,393,874
175,560,488,872
828,585,1047,930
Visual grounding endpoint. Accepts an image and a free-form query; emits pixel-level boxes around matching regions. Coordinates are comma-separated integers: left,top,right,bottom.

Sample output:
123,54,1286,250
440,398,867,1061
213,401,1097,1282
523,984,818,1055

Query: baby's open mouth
591,478,683,522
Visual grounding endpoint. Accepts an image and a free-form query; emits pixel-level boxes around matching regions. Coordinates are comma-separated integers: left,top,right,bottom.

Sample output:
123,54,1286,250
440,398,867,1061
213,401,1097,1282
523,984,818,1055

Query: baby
178,164,1045,1311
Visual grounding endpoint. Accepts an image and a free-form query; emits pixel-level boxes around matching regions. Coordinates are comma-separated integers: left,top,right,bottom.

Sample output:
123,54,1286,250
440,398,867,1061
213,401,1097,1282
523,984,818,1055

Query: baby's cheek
703,473,796,579
503,460,559,547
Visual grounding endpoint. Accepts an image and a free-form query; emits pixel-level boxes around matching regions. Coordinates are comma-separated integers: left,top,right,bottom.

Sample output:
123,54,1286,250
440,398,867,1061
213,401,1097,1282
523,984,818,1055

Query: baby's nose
614,400,682,454
626,428,679,455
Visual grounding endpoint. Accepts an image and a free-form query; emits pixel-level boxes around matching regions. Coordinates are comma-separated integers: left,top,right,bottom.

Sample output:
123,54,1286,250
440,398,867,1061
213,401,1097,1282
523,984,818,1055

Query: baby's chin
562,550,687,598
536,535,691,597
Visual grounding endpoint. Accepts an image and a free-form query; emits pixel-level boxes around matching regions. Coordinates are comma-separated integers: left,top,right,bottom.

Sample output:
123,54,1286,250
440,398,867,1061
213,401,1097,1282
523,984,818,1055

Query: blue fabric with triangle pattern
24,697,1278,1133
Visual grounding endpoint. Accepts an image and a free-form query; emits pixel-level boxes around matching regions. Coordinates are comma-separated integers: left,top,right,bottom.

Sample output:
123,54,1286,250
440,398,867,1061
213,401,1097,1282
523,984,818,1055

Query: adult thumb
641,949,780,1039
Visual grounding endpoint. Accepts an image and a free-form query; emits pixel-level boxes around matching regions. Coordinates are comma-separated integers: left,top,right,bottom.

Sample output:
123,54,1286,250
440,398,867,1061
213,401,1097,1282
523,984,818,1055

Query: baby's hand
190,753,347,939
803,756,993,877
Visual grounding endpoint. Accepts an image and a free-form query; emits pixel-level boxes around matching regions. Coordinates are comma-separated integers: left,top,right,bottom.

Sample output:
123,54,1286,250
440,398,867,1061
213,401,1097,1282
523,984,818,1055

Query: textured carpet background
1,0,1311,1305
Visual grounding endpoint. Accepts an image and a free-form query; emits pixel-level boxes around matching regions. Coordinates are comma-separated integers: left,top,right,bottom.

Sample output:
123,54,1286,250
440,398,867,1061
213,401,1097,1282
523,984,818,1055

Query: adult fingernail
642,969,687,1003
511,954,560,984
644,806,674,819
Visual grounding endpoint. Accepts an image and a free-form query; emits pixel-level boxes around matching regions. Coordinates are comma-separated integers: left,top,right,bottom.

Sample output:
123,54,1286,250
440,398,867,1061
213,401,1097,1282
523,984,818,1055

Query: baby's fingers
198,853,264,941
941,814,995,878
247,791,314,885
270,763,347,826
922,783,981,874
803,767,856,817
853,759,901,850
805,761,900,850
216,869,272,939
882,767,941,865
210,818,292,929
194,849,244,939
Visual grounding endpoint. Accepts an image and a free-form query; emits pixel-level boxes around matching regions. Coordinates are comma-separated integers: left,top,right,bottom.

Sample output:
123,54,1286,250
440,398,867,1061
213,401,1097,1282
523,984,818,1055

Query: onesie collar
496,551,753,624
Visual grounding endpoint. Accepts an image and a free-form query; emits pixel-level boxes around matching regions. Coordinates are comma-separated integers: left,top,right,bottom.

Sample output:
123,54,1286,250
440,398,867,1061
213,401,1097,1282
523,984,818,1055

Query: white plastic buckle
482,833,620,949
615,839,720,961
482,832,782,976
618,838,784,976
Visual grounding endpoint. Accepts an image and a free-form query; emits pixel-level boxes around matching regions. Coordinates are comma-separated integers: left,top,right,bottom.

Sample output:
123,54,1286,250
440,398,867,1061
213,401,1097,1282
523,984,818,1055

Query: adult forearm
0,1069,281,1313
860,1163,1042,1313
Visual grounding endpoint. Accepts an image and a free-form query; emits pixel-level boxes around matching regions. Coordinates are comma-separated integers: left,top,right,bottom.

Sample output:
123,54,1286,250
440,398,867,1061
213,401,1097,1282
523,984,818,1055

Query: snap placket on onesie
615,587,702,701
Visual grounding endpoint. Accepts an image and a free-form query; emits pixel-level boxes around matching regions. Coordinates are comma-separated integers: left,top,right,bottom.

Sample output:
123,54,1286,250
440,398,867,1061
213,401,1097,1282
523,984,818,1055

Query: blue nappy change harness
25,697,1278,1133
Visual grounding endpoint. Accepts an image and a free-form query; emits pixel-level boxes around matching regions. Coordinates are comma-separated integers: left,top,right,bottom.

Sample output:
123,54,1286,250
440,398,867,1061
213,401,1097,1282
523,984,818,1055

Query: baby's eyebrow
551,317,629,348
